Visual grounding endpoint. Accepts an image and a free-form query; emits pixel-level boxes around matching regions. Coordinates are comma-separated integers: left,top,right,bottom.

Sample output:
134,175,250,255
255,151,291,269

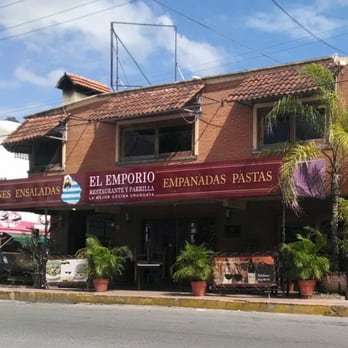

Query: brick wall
30,64,348,177
53,77,256,175
65,117,116,173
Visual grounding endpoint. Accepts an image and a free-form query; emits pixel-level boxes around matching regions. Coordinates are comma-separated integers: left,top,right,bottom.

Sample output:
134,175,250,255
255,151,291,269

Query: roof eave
228,89,320,105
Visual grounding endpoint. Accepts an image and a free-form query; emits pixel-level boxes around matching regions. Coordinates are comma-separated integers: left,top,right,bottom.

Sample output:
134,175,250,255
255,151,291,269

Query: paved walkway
0,286,348,316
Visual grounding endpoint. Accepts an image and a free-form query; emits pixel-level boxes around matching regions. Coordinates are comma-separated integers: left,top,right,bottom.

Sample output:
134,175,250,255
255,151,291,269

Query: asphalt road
0,301,348,348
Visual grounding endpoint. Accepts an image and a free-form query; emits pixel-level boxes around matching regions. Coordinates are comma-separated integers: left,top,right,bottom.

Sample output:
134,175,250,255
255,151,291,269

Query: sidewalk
1,286,348,317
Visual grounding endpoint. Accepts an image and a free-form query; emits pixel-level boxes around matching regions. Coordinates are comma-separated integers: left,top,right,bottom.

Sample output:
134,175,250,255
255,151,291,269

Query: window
124,128,155,158
295,107,325,141
31,138,63,171
159,125,192,154
120,122,193,161
257,104,325,148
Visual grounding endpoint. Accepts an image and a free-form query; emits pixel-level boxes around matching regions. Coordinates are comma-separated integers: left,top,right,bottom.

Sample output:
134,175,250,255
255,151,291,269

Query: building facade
1,57,347,288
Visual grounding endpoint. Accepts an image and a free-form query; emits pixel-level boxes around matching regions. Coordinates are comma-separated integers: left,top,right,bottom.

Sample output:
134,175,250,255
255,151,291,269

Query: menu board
46,258,88,284
213,255,276,287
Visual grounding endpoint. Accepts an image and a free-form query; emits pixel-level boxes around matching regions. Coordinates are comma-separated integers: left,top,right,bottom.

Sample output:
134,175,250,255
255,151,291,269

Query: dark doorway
67,211,88,255
139,218,216,286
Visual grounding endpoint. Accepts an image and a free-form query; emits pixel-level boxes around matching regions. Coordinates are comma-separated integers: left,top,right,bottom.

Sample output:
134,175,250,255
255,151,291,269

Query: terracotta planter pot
298,279,316,298
191,281,207,296
93,278,109,292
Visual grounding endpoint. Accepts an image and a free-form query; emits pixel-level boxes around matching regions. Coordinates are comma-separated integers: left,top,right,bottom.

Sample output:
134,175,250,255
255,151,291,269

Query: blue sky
1,0,348,120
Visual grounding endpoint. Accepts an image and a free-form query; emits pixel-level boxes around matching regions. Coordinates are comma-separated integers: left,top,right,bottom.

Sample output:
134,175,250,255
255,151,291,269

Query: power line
145,0,347,81
150,0,282,64
0,99,61,115
0,0,105,34
2,0,346,86
0,0,24,9
146,27,348,85
0,0,135,42
4,76,348,130
271,0,347,55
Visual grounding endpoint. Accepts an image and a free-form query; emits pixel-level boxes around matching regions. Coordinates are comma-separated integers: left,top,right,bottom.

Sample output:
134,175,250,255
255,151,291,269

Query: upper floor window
120,121,193,162
30,137,63,172
256,104,325,149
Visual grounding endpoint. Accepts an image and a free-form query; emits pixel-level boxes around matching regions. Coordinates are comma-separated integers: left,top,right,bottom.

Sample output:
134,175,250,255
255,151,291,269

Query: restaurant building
1,57,347,288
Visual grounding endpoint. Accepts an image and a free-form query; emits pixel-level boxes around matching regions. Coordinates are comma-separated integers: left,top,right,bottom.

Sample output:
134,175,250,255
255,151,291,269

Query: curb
0,289,348,317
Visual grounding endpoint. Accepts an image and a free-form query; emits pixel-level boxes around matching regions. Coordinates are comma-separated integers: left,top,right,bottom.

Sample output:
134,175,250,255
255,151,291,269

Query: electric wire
138,26,348,85
2,71,348,122
150,0,282,64
271,0,347,55
0,99,62,116
0,0,135,42
0,0,106,34
2,0,348,88
0,0,24,9
1,0,348,84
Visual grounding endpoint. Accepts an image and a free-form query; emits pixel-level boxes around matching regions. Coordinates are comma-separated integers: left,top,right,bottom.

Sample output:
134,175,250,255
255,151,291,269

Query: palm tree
265,63,348,271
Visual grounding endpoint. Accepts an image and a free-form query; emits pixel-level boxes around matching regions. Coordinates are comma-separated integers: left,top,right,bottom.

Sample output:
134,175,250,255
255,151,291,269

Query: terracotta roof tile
227,58,337,103
57,73,112,94
87,82,204,121
3,81,204,147
3,113,66,146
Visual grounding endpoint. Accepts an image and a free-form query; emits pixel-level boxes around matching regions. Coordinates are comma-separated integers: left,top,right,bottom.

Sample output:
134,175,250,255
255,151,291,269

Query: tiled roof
3,81,204,147
57,73,112,94
3,113,66,146
227,58,337,103
87,81,204,121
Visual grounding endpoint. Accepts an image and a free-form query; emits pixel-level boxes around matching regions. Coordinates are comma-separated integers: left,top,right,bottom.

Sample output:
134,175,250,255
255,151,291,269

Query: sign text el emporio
89,171,155,187
163,170,273,189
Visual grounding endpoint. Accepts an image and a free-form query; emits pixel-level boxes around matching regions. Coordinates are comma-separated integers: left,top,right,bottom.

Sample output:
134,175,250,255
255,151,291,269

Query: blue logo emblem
61,175,82,205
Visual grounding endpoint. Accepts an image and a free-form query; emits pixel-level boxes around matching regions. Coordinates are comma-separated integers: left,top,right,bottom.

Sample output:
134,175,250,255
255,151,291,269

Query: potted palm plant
281,228,330,298
172,242,213,296
76,236,129,292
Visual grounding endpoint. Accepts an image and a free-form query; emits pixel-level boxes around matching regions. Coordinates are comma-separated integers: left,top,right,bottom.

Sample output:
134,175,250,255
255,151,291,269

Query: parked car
0,232,33,284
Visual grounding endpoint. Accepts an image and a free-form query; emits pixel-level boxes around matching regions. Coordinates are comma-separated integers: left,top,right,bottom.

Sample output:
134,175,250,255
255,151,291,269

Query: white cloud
14,67,64,87
316,0,348,10
246,3,345,40
0,0,225,78
177,35,223,75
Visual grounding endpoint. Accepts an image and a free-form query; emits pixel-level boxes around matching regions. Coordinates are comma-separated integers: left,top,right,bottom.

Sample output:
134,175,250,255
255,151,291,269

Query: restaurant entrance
135,218,216,288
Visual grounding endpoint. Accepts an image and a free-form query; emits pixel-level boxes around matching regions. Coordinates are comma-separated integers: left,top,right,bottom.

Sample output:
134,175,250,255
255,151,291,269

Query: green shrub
172,242,213,282
76,236,129,279
281,228,330,281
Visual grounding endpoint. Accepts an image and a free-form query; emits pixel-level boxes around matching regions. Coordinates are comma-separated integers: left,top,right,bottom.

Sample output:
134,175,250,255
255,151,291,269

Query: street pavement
0,301,347,347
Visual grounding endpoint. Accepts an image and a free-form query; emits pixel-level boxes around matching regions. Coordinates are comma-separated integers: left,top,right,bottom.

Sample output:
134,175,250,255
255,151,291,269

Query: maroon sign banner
0,160,281,209
0,176,62,208
0,174,84,209
86,160,280,204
